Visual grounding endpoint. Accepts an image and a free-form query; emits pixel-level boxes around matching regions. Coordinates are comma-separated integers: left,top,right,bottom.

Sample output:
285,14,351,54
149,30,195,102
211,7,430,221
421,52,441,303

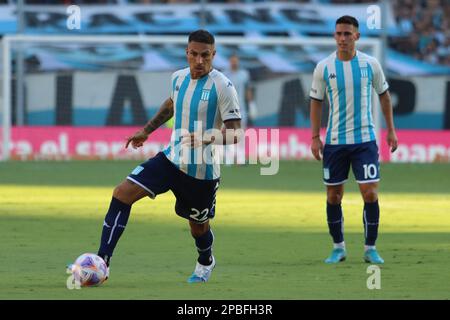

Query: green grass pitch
0,160,449,299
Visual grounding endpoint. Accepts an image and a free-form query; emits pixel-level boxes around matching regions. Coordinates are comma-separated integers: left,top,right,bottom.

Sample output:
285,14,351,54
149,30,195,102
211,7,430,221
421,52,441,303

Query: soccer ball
68,253,108,287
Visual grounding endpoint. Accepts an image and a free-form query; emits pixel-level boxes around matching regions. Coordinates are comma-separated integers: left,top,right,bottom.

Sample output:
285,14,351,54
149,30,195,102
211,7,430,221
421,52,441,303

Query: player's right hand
125,130,149,149
311,137,323,161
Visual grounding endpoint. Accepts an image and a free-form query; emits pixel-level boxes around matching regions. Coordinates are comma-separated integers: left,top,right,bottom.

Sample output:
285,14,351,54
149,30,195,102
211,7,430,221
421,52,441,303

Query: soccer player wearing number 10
309,16,398,264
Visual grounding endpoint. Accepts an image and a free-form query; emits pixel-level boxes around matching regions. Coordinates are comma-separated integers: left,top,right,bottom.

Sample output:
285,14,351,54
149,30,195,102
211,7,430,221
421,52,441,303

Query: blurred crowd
391,0,450,66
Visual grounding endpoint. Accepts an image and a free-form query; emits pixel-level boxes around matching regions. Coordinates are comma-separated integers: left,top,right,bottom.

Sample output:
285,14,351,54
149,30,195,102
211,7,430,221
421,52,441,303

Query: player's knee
327,185,344,205
112,185,125,201
361,188,378,203
112,183,135,205
189,221,210,238
327,192,343,205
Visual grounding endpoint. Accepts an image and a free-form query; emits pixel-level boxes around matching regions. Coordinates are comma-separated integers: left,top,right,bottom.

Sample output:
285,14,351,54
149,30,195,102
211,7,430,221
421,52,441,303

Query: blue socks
363,200,380,246
98,197,131,265
327,200,380,249
194,228,214,266
326,202,344,244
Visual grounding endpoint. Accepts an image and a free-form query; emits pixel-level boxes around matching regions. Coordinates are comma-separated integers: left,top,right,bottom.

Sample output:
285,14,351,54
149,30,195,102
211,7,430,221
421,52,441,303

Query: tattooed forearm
143,98,174,134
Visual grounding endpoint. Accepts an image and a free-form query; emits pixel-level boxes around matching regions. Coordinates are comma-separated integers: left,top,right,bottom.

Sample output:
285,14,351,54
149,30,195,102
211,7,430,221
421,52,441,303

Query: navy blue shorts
322,141,380,185
127,152,220,224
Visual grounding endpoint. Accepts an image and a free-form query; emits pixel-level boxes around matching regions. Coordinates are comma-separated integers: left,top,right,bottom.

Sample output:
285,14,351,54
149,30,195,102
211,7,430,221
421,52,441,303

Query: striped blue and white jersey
310,50,389,145
163,67,241,180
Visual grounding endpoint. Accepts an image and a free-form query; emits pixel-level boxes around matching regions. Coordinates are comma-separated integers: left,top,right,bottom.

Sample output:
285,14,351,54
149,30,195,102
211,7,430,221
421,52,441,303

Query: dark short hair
336,15,359,28
188,29,215,45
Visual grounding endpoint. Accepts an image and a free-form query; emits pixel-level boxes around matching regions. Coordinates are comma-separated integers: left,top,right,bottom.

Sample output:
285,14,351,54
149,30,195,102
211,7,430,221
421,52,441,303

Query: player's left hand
311,137,323,161
181,132,203,148
387,130,398,153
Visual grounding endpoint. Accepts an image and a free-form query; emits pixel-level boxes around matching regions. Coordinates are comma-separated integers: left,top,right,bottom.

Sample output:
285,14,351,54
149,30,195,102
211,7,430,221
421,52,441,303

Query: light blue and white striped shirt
310,51,389,145
163,68,241,180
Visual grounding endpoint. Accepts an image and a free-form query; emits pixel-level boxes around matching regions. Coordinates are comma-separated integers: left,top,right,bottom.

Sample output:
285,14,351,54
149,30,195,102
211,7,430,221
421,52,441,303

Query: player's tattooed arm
143,98,174,134
125,98,174,149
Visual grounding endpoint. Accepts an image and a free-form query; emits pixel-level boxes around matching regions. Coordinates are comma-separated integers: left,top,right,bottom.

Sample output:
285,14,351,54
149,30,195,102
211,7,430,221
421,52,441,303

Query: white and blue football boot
364,248,384,264
187,256,216,283
324,248,347,264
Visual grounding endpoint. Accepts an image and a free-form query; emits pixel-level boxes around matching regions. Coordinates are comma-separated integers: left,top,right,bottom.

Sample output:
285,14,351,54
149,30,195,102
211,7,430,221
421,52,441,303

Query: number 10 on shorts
363,164,377,179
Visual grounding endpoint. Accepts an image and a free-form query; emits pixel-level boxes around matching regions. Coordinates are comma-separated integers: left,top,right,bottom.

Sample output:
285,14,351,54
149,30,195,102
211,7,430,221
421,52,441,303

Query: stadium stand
2,0,448,68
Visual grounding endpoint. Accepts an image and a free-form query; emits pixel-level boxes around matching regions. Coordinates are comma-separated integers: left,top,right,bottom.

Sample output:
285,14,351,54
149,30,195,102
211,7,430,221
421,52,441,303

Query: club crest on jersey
201,89,210,101
360,67,369,78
